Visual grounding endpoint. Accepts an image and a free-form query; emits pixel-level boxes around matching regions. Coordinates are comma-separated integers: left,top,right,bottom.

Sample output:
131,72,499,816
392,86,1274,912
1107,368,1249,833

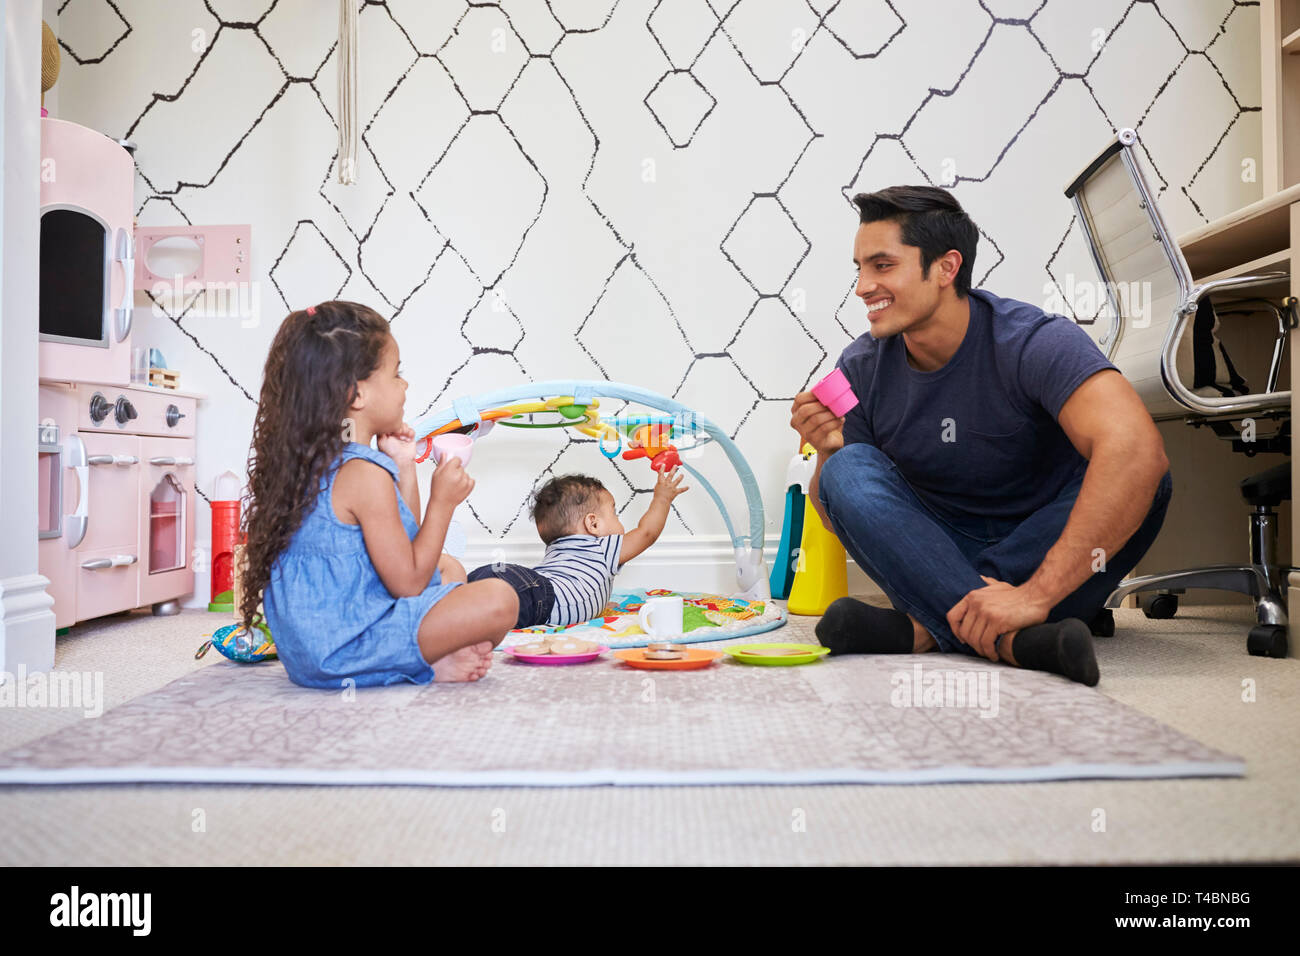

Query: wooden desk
1176,188,1300,656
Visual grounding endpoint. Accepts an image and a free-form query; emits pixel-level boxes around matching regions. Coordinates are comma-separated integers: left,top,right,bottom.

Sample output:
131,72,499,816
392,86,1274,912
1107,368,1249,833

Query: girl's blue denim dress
263,443,459,688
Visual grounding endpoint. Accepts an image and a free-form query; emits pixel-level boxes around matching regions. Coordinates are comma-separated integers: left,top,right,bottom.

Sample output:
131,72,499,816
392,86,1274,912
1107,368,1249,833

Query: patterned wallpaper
51,0,1263,565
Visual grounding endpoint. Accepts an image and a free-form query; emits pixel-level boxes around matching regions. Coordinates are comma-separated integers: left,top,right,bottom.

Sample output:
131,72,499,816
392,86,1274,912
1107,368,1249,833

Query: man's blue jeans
817,443,1173,655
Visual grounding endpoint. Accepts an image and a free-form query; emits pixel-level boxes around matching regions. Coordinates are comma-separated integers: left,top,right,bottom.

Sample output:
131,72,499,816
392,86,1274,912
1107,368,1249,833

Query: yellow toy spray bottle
786,444,848,616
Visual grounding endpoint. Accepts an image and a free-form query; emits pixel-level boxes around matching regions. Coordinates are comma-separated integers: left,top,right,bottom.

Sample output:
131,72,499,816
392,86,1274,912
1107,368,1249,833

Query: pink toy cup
431,433,473,468
811,368,859,417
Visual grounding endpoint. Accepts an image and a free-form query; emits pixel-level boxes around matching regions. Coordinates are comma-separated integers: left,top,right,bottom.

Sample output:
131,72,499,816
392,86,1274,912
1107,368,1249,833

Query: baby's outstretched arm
621,466,688,562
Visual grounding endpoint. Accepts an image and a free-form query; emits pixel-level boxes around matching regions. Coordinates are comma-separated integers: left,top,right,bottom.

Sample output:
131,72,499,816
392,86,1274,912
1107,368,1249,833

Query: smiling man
789,185,1173,685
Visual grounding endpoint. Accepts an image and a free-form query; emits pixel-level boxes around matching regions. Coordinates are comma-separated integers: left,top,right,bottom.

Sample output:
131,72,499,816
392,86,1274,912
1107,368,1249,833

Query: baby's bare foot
433,641,495,682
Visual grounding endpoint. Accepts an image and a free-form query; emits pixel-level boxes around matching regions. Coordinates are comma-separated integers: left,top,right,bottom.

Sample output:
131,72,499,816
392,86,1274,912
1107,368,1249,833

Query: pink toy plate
503,644,609,665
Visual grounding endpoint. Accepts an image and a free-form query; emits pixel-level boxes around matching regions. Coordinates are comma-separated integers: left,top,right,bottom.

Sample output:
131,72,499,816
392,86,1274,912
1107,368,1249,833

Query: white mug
638,596,684,637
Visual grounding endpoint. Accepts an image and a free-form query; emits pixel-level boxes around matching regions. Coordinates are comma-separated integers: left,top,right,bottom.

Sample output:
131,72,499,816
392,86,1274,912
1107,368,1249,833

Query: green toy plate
723,642,830,666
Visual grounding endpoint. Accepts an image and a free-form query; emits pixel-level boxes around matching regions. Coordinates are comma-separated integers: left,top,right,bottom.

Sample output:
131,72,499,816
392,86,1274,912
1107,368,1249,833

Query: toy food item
513,637,599,656
550,638,597,655
741,646,810,657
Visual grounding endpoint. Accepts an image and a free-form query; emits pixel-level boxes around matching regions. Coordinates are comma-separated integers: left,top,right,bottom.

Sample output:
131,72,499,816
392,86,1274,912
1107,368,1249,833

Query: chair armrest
1186,272,1289,306
1164,272,1292,416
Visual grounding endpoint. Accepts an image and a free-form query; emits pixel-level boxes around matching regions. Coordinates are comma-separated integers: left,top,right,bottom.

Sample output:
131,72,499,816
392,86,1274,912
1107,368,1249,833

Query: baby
467,467,688,629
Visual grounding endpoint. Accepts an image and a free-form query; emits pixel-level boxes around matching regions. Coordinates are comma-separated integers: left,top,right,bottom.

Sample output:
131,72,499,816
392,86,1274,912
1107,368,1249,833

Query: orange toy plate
612,648,723,670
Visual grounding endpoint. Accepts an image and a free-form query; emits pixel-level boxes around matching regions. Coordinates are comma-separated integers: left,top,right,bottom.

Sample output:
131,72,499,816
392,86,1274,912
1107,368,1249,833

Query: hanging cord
336,0,359,184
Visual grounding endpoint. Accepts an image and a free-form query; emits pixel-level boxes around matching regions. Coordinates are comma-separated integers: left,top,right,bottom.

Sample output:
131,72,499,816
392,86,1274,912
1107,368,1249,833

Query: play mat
500,588,786,650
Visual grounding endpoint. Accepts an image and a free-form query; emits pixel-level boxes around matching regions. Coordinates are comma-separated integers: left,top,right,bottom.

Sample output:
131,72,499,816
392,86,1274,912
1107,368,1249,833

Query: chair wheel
1088,608,1115,637
1248,624,1288,658
1140,593,1178,619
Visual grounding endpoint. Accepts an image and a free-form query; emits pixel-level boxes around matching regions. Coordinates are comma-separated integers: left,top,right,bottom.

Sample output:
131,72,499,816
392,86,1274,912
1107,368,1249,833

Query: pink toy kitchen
37,117,201,630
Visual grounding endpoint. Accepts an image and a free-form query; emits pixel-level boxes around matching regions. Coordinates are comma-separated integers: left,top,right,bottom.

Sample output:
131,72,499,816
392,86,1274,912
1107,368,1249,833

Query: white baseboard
0,573,56,677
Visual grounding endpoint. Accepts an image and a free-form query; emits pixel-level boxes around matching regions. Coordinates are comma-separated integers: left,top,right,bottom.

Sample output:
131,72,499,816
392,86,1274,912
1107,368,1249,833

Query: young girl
238,300,519,688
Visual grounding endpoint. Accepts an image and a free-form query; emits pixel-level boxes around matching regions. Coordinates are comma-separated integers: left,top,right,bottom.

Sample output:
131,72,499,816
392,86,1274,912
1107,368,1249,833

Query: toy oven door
138,437,196,607
40,205,111,348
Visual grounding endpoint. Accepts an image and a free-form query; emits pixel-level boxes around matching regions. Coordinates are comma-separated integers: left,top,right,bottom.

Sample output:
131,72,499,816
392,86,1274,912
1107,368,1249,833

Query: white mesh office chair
1065,127,1295,657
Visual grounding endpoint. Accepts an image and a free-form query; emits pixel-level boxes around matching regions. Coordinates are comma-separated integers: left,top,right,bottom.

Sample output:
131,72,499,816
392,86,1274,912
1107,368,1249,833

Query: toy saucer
504,644,608,666
724,642,830,666
613,648,722,670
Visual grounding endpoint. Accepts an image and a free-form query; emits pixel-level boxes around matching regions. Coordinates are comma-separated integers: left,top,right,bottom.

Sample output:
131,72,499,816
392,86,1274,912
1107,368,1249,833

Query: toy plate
503,644,608,665
612,648,723,670
723,642,830,666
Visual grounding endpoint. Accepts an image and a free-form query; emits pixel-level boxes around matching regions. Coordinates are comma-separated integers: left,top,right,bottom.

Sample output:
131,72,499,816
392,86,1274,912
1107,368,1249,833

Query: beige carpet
0,603,1295,864
0,629,1240,787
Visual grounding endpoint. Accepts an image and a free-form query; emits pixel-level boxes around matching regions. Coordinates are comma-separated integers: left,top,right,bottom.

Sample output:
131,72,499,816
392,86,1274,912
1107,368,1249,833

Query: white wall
44,1,1268,600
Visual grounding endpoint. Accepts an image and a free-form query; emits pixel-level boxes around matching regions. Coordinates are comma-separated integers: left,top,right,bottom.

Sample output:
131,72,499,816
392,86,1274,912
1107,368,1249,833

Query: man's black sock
815,597,915,655
1010,618,1099,686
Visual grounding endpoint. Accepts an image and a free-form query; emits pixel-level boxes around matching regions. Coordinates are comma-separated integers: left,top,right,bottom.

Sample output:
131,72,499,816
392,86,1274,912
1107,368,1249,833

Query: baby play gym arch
410,380,770,601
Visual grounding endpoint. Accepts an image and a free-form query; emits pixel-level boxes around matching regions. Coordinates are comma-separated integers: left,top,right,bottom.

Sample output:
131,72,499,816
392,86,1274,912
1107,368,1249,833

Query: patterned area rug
502,589,786,648
0,643,1243,787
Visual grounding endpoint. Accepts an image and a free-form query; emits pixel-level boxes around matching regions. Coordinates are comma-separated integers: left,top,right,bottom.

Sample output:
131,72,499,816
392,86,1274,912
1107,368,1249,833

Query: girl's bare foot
469,640,494,679
432,641,495,682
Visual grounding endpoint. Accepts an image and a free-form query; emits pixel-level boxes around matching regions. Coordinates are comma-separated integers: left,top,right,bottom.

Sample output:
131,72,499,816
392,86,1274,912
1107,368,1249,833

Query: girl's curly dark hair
238,300,392,633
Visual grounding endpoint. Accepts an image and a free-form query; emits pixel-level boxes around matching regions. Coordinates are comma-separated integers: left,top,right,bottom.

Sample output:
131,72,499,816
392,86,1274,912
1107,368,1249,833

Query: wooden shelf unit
1262,1,1300,193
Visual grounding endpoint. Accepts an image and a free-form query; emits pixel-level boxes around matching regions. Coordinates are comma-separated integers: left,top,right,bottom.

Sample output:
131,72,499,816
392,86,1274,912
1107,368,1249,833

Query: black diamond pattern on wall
52,0,1266,540
645,69,717,146
56,0,131,64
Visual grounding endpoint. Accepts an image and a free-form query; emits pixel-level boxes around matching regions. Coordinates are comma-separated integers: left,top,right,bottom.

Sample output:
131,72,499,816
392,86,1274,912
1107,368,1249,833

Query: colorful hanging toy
412,394,605,460
413,393,686,474
622,423,682,473
412,380,770,600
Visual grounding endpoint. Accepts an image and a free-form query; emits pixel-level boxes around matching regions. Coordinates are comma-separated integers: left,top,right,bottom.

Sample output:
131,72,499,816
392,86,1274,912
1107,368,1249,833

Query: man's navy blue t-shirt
834,288,1117,523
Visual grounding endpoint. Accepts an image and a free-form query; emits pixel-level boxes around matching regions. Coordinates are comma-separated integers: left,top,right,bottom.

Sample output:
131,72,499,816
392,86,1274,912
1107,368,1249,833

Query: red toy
209,471,242,613
622,424,681,472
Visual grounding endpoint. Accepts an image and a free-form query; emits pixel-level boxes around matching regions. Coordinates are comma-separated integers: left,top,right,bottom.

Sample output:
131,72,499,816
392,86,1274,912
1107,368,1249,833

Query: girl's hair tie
306,305,317,316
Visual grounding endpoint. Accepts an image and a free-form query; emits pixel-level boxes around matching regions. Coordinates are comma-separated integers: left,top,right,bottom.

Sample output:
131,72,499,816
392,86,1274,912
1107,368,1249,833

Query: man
790,185,1172,686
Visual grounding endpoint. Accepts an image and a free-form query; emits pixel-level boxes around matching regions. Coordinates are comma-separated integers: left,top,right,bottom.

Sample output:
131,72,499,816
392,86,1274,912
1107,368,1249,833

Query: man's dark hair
851,185,978,297
530,474,608,543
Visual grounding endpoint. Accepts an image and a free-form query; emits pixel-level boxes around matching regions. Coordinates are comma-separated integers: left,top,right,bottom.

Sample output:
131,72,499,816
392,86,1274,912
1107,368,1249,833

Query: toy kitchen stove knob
165,403,185,428
88,392,111,424
114,395,137,425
